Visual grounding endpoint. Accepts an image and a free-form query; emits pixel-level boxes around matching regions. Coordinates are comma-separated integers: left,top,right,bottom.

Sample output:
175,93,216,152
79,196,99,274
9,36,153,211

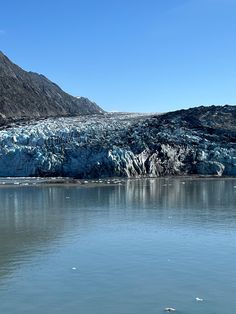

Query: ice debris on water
72,267,77,270
195,297,203,301
164,308,176,312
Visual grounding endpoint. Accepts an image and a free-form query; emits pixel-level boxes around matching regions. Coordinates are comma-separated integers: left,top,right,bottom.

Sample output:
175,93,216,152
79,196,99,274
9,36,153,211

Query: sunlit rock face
0,51,103,126
0,105,235,178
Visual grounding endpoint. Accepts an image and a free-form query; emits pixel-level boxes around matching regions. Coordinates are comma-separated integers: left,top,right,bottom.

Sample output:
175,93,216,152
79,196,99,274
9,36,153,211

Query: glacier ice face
0,109,235,178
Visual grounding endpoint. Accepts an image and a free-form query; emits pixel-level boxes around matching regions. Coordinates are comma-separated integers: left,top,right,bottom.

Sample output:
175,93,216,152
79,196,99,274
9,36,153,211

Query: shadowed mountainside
0,51,103,126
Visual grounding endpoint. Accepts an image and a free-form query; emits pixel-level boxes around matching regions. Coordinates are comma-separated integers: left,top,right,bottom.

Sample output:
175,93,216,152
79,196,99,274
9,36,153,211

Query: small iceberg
195,297,203,302
164,307,176,312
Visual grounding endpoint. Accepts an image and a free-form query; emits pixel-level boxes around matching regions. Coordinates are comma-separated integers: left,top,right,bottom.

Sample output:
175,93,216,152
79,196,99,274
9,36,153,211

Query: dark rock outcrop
0,51,103,126
124,105,236,176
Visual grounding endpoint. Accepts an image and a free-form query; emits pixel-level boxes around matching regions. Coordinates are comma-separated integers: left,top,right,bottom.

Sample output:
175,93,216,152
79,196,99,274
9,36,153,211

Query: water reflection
0,177,236,280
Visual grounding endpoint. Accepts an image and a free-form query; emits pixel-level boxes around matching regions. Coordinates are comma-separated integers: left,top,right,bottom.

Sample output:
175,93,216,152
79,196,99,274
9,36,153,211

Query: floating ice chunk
72,267,77,270
164,308,176,312
195,297,203,302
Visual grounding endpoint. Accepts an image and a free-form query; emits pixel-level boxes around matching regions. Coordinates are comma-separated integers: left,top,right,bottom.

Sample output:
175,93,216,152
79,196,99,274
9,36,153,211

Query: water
0,177,236,314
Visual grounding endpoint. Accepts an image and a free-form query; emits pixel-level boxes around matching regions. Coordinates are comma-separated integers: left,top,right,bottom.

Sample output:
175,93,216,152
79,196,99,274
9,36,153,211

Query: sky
1,0,236,113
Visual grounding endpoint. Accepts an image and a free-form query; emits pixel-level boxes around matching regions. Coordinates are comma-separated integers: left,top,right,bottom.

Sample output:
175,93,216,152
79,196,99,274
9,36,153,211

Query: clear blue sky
1,0,236,112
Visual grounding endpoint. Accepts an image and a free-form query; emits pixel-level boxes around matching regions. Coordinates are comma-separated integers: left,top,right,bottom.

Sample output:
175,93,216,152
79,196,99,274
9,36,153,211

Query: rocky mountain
0,51,103,126
0,105,235,178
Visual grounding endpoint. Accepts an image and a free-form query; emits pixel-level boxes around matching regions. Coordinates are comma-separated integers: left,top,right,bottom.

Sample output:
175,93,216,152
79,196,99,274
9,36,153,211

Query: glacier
0,106,235,178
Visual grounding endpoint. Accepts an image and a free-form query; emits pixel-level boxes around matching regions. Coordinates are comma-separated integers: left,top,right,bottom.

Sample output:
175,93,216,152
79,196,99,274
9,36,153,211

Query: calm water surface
0,178,236,314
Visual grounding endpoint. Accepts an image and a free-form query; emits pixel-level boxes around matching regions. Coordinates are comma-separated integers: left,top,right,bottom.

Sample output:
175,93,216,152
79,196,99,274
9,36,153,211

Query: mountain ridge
0,51,103,126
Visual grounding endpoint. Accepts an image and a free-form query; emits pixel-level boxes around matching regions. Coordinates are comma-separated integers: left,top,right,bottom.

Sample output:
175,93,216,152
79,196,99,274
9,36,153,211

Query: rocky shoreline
0,105,235,178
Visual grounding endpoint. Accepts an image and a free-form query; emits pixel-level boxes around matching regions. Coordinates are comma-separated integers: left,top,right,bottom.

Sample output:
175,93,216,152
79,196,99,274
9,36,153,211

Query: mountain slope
0,51,103,125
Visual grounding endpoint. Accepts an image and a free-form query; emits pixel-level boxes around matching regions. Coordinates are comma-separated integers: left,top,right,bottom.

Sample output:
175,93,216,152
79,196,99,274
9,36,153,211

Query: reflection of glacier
0,178,236,279
109,178,236,213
